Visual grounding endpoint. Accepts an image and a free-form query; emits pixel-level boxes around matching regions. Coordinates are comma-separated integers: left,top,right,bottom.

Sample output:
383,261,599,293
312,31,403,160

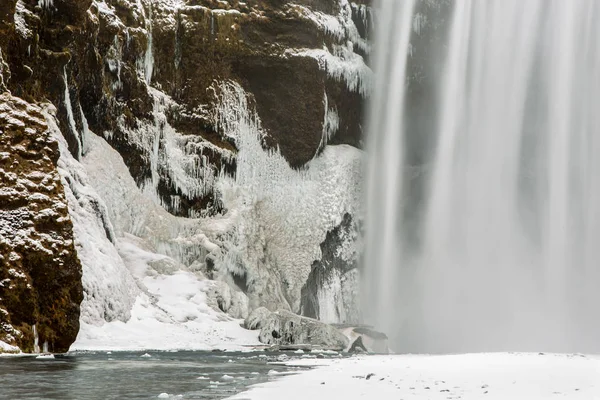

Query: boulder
255,309,349,351
338,325,389,354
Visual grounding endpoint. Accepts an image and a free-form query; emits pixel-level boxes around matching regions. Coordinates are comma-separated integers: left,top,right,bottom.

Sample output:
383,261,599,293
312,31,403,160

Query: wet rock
348,336,367,353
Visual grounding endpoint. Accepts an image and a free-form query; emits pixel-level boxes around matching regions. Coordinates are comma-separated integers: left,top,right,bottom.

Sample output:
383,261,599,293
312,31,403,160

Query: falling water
365,0,600,353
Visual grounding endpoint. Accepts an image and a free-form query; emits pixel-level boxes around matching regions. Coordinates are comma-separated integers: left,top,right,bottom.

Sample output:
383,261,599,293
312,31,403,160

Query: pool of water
0,350,331,399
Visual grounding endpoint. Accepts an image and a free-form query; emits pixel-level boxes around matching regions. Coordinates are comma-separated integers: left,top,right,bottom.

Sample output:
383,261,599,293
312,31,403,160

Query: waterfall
365,0,600,353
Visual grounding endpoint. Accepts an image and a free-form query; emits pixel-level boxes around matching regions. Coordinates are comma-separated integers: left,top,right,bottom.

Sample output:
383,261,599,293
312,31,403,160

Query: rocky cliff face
0,94,82,353
0,0,371,352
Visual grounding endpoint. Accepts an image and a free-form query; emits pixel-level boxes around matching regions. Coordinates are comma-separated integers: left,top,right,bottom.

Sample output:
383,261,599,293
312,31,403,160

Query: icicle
79,103,90,156
63,67,82,160
144,4,154,84
37,0,53,9
32,324,40,353
315,92,339,155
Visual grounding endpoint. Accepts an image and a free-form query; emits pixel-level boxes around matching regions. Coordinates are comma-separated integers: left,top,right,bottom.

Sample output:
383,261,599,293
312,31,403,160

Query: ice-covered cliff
0,0,371,352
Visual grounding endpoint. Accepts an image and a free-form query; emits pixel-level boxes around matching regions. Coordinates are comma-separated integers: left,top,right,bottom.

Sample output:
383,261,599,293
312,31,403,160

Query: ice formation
211,81,363,312
290,0,373,97
109,87,233,217
317,93,340,154
46,108,257,350
42,104,139,326
62,69,83,160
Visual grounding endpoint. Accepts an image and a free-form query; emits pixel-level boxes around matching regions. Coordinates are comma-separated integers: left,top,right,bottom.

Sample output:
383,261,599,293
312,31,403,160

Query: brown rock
0,93,83,353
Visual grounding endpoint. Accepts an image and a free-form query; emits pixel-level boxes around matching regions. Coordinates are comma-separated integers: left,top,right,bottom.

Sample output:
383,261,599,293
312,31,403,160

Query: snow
0,340,20,354
69,142,257,351
297,0,369,55
229,353,600,400
14,1,33,38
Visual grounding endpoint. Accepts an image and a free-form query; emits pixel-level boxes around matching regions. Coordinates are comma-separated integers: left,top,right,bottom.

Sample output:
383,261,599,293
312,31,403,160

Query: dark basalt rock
300,213,361,323
348,336,367,353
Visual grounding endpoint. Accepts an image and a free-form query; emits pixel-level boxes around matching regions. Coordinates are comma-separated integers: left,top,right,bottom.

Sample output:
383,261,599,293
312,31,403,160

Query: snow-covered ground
229,353,600,399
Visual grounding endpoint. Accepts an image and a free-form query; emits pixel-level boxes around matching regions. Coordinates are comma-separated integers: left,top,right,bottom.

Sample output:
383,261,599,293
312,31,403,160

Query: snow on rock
229,353,600,400
287,44,372,97
50,112,256,351
288,0,373,97
0,340,20,354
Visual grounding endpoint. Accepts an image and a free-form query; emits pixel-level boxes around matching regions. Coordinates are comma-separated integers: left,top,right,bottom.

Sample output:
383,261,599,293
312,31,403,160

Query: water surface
0,350,325,399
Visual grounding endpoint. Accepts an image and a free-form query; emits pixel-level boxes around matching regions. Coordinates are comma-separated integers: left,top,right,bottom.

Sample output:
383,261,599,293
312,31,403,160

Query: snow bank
229,353,600,399
0,340,20,354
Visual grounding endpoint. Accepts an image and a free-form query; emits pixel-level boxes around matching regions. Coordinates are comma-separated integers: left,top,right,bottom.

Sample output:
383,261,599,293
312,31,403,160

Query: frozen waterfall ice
365,0,600,353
